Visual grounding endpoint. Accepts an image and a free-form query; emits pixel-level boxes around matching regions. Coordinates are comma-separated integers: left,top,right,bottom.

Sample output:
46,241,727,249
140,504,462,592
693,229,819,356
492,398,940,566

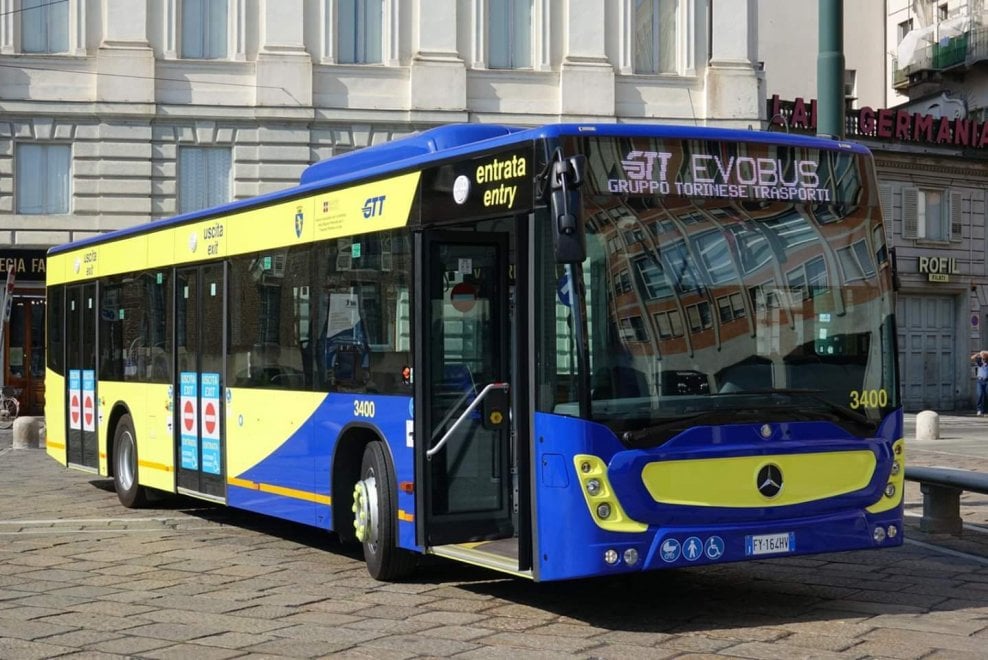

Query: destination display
578,136,864,205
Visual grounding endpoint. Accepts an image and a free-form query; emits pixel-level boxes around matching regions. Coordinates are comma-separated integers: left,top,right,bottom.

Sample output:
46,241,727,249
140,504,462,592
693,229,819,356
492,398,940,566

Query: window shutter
902,187,919,239
879,184,893,222
182,0,205,58
949,190,963,241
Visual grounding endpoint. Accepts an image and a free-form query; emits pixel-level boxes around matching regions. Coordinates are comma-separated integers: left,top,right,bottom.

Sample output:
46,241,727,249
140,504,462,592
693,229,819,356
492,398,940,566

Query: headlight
596,503,612,519
586,478,602,496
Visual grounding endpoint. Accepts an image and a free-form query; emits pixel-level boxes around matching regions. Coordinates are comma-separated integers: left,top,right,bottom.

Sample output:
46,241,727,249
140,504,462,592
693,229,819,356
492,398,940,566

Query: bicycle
0,387,20,430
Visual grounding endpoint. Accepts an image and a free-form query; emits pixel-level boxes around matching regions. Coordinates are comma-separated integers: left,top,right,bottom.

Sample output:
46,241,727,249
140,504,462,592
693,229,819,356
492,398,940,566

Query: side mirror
550,154,587,263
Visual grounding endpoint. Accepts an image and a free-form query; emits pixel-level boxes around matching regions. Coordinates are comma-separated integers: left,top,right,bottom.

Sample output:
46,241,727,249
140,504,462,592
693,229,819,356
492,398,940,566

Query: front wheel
113,414,148,508
352,441,415,581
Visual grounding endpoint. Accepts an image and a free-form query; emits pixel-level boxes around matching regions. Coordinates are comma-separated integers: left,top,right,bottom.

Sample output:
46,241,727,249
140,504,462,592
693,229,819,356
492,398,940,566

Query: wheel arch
331,422,395,542
105,402,132,478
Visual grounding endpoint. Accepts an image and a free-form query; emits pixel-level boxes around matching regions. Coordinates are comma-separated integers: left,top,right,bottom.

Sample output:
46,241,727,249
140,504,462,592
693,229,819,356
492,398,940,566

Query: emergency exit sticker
200,373,221,475
179,372,199,470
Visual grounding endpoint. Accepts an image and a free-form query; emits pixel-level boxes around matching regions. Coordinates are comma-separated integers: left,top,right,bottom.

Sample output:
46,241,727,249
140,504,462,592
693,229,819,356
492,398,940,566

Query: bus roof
49,122,871,256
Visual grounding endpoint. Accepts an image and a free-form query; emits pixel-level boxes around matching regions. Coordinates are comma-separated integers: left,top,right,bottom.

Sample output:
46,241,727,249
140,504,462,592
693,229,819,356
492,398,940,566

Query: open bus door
414,230,517,562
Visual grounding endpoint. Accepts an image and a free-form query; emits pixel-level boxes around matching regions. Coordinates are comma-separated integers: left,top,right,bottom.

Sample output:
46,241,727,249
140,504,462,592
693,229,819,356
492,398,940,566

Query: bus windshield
548,137,898,443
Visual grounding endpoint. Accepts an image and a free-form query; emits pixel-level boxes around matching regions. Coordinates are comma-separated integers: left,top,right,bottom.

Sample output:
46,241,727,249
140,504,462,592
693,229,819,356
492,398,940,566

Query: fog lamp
873,526,886,543
623,548,639,566
586,478,602,496
884,483,896,498
890,461,900,476
580,461,592,474
597,503,612,519
887,524,898,539
603,549,619,565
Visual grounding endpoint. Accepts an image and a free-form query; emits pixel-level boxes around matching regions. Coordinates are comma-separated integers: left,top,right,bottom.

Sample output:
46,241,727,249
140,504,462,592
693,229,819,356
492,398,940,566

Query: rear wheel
352,441,415,581
113,414,148,508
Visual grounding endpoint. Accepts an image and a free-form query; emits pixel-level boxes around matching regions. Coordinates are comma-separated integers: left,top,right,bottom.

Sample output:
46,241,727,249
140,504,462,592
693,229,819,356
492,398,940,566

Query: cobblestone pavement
1,418,988,659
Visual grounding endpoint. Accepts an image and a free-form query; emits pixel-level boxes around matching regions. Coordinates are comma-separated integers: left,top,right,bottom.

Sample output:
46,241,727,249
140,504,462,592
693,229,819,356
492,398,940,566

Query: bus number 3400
848,389,888,410
354,400,376,418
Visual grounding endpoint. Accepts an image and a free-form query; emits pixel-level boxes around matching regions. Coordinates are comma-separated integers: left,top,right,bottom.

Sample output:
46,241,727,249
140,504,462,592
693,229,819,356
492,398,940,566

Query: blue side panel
533,411,904,582
227,487,319,528
226,393,416,549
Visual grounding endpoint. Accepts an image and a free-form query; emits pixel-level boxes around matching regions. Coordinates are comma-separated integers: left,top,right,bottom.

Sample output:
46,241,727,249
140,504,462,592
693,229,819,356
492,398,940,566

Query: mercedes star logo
756,464,783,498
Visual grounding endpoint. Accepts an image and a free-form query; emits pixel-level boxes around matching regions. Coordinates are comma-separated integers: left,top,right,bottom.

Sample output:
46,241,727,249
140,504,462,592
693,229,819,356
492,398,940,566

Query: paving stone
141,642,247,659
0,637,76,660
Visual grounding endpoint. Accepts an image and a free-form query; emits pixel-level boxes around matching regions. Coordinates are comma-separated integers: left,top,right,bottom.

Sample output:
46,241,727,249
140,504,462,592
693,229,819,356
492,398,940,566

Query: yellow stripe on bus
138,460,174,474
227,476,332,505
398,510,414,522
47,441,65,450
47,172,421,285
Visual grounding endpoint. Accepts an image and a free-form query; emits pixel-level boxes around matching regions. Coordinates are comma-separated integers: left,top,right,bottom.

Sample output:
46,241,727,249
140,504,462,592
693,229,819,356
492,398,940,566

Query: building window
16,144,70,214
21,0,69,53
633,0,678,74
902,187,961,242
338,0,382,64
178,147,231,213
182,0,228,59
897,18,913,44
489,0,532,69
938,3,949,21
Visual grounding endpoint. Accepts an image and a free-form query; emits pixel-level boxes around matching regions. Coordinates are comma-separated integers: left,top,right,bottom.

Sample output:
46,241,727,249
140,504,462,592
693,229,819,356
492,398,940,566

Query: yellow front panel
45,369,67,464
225,389,326,477
641,451,877,508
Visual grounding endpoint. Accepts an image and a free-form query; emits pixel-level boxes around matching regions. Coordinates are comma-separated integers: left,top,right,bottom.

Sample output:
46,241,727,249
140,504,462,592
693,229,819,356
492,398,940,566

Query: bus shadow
428,543,988,633
87,478,988,633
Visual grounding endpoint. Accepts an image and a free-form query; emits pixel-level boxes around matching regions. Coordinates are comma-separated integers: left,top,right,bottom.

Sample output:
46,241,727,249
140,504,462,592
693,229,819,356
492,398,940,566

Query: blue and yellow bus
46,123,903,581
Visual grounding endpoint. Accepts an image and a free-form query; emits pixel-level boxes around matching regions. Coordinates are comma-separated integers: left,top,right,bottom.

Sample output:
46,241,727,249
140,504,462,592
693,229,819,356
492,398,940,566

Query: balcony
895,21,988,91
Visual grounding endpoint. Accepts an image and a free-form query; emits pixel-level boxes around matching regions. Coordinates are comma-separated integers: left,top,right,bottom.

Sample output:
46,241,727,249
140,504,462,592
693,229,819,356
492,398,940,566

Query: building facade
0,0,764,414
762,0,988,413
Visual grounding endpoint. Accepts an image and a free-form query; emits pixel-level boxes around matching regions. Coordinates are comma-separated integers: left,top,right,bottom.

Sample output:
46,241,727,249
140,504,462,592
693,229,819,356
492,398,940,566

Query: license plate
745,532,795,556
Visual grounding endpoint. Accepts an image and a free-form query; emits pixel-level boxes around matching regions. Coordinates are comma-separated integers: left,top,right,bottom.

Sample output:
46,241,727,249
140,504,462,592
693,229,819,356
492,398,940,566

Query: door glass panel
30,300,45,379
8,301,25,378
429,242,503,515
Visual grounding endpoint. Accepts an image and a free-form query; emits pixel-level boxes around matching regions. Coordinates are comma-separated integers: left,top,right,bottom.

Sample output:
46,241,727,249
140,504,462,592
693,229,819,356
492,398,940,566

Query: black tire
352,441,415,581
112,414,148,508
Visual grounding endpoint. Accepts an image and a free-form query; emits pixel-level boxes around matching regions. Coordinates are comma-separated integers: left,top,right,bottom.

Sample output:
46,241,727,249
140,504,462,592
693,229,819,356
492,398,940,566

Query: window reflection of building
584,194,887,399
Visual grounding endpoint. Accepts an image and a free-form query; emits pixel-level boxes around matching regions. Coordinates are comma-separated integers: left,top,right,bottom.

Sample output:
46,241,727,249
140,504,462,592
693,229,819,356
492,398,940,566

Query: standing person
973,351,988,416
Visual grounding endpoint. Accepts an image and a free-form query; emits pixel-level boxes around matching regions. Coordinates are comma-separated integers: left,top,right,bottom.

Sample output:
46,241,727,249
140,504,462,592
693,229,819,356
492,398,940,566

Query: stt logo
361,195,386,218
621,150,673,182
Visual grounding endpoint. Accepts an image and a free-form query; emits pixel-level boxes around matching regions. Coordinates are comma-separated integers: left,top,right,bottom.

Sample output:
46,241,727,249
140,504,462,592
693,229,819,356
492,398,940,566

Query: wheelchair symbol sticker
659,538,681,563
704,536,725,560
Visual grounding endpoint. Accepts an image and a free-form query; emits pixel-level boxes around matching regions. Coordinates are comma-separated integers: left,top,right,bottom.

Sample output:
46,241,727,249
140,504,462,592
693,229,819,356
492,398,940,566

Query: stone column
560,0,614,118
409,0,466,112
257,0,312,107
97,0,154,104
705,0,763,126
